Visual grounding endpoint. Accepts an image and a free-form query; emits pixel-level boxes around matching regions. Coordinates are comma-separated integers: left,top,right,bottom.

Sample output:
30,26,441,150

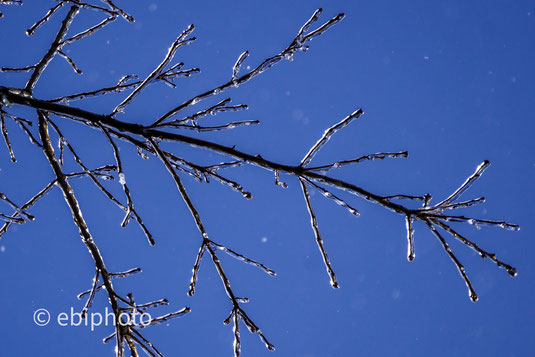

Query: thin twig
113,25,195,115
25,5,80,92
300,108,364,167
424,218,478,302
300,178,339,288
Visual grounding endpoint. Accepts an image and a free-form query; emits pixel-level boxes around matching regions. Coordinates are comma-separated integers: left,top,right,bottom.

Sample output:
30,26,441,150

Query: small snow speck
148,4,158,12
261,236,268,243
0,246,5,253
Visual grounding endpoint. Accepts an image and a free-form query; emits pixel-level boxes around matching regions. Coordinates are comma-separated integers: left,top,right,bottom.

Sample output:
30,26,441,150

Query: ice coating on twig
296,8,323,40
300,179,339,288
113,24,196,115
151,9,346,127
0,192,34,221
48,65,198,103
233,311,241,357
0,112,16,162
58,50,83,74
306,151,408,171
405,215,415,261
109,267,142,278
275,170,288,188
101,0,134,22
304,177,359,216
187,242,206,296
151,137,274,352
81,268,100,318
25,5,80,92
300,108,364,167
0,170,108,240
1,65,35,72
157,98,249,128
130,328,165,357
433,160,490,208
232,51,249,81
439,197,485,210
425,219,478,302
425,214,519,231
26,2,64,36
434,220,517,277
167,120,259,132
211,240,276,276
61,15,117,45
47,118,155,245
384,194,427,201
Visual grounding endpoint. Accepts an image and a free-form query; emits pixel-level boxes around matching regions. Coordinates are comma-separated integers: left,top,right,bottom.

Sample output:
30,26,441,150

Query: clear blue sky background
0,1,534,356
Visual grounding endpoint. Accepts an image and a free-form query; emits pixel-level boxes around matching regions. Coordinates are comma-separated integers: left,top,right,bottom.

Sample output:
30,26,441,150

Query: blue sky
0,1,534,356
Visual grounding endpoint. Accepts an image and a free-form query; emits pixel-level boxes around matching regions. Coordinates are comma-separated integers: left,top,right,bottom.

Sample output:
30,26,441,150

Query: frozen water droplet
470,292,478,302
191,98,200,105
137,147,148,159
119,173,126,185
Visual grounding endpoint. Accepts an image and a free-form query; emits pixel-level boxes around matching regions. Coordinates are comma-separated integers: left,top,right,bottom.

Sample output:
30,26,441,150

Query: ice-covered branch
300,178,339,288
306,151,408,172
26,2,64,36
112,24,196,115
300,108,364,167
151,9,345,127
25,5,79,92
